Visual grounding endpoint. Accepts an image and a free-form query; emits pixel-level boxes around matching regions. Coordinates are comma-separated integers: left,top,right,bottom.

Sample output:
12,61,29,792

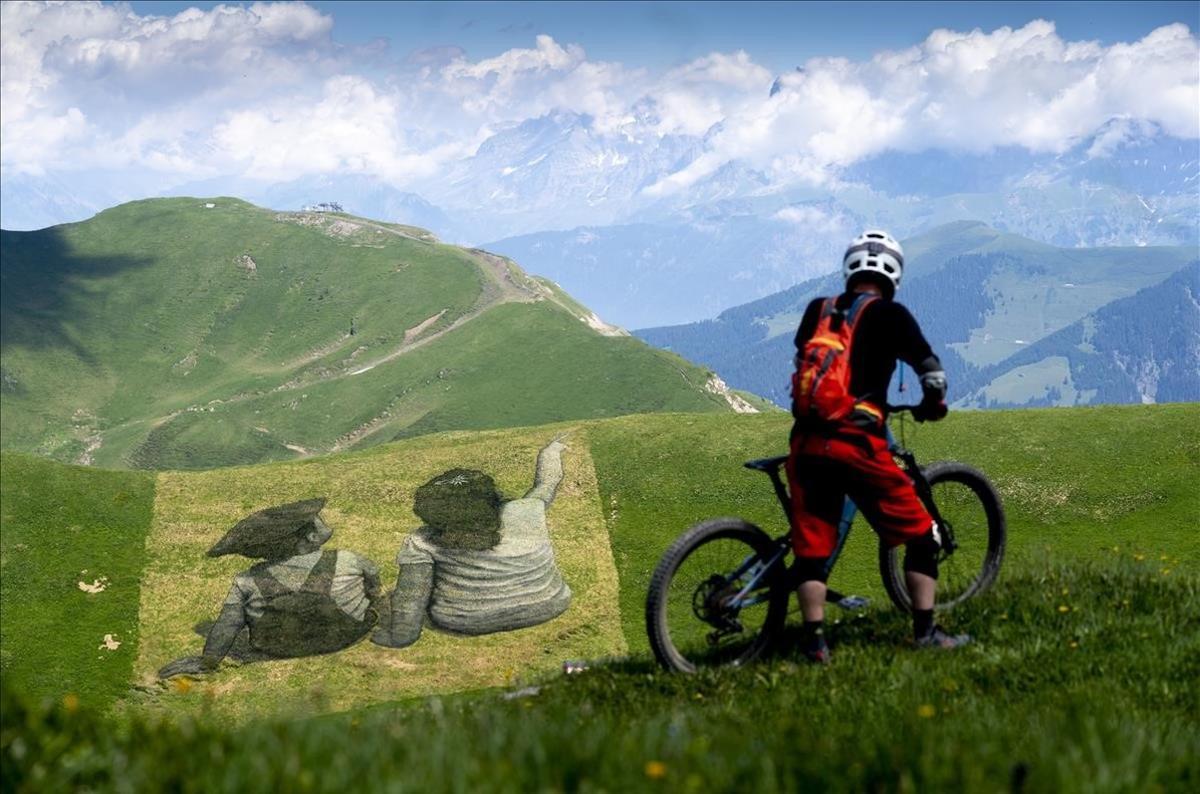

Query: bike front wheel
879,461,1006,612
646,518,790,673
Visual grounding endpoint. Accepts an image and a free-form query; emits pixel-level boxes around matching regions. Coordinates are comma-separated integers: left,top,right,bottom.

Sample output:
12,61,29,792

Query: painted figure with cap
158,498,383,678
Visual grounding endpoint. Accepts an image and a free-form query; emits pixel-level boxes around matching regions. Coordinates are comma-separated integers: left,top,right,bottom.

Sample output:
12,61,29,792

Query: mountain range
636,221,1199,409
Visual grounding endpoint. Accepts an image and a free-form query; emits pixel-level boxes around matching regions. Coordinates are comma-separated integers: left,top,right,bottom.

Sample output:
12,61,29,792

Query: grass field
2,404,1198,790
5,564,1196,792
588,405,1200,651
0,455,155,710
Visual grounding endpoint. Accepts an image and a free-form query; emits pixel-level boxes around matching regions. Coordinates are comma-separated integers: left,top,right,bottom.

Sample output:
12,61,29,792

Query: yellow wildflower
174,678,193,694
917,704,936,718
1057,605,1070,613
645,761,668,780
61,693,79,713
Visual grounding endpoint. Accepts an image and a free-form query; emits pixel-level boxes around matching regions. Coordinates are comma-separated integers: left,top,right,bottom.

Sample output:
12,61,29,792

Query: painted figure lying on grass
158,439,572,678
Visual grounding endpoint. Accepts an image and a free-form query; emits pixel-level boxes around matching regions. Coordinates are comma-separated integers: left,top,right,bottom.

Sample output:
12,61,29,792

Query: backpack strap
843,294,885,430
300,549,338,595
844,293,878,326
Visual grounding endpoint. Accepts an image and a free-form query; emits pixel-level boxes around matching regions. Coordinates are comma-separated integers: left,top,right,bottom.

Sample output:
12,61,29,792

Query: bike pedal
835,595,870,611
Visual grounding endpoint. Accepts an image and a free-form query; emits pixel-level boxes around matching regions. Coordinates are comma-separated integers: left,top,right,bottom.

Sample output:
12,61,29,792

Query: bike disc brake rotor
693,574,745,638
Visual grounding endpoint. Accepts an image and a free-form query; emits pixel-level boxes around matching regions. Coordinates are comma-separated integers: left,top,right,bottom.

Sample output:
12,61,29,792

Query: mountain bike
645,406,1006,673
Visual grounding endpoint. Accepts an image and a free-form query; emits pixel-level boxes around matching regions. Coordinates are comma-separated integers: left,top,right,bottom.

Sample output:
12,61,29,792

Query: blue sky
127,0,1199,69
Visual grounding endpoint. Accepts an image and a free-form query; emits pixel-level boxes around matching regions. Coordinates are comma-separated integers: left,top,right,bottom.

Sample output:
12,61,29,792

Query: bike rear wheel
879,461,1006,612
646,518,790,673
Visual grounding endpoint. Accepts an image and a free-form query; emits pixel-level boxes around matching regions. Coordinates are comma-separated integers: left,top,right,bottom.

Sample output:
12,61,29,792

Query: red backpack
791,293,880,424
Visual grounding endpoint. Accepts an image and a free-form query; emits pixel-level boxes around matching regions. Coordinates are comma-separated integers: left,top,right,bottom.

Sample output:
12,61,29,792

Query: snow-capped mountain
410,111,706,241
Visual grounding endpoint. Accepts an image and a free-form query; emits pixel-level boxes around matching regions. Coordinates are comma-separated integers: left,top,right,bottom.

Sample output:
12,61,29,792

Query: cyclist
786,230,968,663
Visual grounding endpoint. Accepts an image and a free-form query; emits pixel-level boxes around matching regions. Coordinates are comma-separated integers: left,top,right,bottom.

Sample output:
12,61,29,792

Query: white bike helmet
843,230,904,297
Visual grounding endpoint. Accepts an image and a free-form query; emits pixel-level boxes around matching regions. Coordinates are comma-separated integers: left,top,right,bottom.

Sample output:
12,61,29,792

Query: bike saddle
743,455,789,472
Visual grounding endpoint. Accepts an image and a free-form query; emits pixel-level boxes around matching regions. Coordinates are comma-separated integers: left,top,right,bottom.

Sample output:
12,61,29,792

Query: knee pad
903,524,940,580
794,556,830,584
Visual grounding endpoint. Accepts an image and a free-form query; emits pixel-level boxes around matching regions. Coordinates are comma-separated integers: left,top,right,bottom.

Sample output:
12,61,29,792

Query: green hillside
0,454,155,708
962,262,1200,407
0,198,738,470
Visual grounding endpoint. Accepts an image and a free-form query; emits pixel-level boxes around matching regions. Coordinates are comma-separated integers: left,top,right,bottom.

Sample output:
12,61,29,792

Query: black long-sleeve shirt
793,293,940,412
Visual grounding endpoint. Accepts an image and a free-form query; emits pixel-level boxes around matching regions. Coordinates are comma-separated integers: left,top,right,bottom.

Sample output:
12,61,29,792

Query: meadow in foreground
4,562,1197,793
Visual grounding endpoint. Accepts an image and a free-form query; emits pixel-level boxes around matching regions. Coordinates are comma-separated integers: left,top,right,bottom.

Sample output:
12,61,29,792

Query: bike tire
646,517,790,673
879,461,1006,612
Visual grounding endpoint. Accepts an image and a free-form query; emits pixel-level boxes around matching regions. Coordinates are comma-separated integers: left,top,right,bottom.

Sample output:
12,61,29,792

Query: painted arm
361,556,383,603
201,601,247,661
524,439,567,506
371,562,434,649
158,587,246,678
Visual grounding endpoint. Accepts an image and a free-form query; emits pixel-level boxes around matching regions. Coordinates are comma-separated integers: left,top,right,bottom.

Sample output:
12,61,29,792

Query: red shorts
785,429,933,558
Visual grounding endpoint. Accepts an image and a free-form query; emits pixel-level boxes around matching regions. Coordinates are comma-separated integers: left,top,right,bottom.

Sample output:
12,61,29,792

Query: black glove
912,398,948,423
914,368,948,422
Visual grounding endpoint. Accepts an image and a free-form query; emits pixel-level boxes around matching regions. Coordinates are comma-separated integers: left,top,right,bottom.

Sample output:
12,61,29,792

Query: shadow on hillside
0,226,156,363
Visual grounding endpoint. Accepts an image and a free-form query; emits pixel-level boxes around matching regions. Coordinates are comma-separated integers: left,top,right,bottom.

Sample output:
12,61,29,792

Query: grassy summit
0,198,742,470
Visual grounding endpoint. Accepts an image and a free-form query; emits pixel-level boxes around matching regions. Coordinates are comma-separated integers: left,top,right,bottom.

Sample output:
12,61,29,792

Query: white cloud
773,205,848,234
1,1,340,173
0,5,1195,201
210,76,460,182
645,21,1199,196
443,34,581,82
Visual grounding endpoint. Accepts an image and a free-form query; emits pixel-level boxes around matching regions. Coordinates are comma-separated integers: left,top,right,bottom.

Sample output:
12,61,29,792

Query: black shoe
803,634,831,664
915,625,971,649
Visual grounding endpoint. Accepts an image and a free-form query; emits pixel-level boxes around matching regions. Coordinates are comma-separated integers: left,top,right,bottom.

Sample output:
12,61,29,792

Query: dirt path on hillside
113,216,596,455
117,228,536,435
